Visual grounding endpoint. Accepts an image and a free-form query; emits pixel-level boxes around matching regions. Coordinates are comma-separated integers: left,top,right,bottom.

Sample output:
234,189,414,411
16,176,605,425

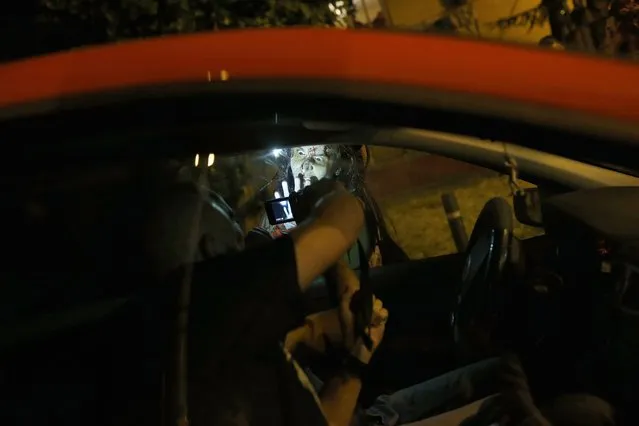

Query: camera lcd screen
265,197,295,225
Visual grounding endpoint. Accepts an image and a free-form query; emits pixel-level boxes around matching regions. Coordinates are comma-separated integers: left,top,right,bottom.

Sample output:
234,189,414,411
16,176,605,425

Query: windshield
206,145,544,260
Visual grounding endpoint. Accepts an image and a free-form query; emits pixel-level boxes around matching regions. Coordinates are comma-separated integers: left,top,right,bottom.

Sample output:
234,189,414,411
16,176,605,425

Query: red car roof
0,28,637,123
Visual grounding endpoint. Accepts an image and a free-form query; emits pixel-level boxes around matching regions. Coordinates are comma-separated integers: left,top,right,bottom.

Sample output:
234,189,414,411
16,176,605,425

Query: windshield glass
3,141,552,324
207,145,543,260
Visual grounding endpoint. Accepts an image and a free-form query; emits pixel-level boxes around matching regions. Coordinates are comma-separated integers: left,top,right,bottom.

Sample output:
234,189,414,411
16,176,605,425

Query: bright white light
207,153,215,167
329,1,347,18
281,181,290,197
282,201,293,219
194,154,200,167
272,148,283,158
274,191,282,199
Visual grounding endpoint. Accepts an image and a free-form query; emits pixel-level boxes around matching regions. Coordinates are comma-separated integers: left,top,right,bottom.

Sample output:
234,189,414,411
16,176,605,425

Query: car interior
1,88,639,425
292,167,639,416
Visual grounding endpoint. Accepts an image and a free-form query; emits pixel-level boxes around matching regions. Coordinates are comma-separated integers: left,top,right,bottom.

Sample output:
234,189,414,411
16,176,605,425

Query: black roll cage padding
1,81,637,176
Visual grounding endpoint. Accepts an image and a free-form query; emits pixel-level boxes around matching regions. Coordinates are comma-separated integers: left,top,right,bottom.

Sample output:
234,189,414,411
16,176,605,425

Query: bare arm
319,374,362,426
284,320,364,426
282,313,362,426
284,267,388,426
290,190,365,292
284,308,343,353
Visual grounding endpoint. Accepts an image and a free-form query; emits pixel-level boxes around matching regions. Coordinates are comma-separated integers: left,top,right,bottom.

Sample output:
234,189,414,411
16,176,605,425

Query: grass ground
373,175,543,259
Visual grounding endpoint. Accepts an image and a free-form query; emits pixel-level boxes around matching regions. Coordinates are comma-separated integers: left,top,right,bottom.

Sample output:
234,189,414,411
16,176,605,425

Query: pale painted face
289,145,337,187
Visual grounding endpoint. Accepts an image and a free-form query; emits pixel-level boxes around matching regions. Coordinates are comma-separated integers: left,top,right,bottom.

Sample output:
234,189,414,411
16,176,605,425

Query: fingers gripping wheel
452,197,514,347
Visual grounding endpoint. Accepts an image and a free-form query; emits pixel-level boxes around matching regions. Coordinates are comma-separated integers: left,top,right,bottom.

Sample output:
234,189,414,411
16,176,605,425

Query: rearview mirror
513,188,543,227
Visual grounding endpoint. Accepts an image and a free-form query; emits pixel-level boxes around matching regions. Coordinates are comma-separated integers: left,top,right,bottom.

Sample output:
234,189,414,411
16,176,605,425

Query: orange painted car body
0,28,637,123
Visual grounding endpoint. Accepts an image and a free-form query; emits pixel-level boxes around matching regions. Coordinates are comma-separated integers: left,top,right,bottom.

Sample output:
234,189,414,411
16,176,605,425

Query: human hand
284,308,342,354
285,262,388,363
271,174,326,200
334,261,388,364
287,301,387,365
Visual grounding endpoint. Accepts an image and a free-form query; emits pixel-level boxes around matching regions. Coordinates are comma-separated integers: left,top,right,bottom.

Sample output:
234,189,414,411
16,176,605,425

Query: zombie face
289,145,338,187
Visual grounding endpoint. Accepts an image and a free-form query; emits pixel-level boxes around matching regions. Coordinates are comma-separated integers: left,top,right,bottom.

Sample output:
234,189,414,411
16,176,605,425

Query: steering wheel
452,197,514,349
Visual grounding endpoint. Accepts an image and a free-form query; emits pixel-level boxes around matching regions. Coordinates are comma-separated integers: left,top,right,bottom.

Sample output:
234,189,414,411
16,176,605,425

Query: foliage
36,0,337,48
615,0,639,35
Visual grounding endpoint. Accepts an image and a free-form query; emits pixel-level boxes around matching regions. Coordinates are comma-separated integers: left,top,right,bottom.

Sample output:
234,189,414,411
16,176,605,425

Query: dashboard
543,186,639,312
538,187,639,408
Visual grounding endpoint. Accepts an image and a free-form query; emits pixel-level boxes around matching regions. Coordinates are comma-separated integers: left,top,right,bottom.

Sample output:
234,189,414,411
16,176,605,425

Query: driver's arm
317,295,387,426
290,188,365,290
318,374,363,426
284,315,366,426
286,263,388,426
188,187,365,362
285,318,365,426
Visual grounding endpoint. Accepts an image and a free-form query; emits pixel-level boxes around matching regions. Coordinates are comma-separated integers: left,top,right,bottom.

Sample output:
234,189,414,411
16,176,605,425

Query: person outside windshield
259,144,408,268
